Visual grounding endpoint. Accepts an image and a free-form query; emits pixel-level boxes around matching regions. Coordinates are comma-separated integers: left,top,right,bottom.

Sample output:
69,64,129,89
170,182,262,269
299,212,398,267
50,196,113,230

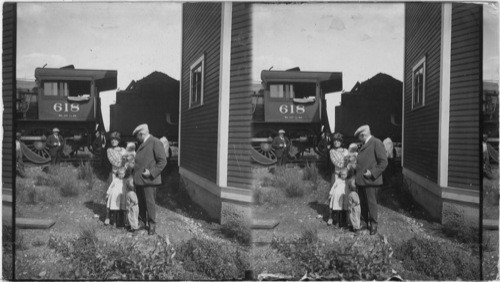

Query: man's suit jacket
46,134,64,156
355,136,388,187
272,136,290,158
133,135,167,186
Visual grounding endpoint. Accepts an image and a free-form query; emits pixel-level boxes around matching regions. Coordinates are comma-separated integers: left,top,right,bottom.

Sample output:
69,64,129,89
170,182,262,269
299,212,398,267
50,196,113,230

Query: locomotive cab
17,66,117,163
251,69,342,165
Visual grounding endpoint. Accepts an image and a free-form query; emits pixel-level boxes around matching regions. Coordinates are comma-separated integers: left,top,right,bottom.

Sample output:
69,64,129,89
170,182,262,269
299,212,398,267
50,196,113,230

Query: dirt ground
14,164,234,280
251,164,482,280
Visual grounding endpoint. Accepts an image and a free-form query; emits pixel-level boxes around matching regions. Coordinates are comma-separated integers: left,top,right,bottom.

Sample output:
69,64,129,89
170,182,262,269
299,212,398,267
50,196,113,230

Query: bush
396,236,479,280
48,228,181,280
17,179,61,205
78,161,96,190
442,211,479,246
284,181,305,197
220,219,251,246
177,237,250,280
271,234,393,280
253,187,286,206
302,162,319,185
59,179,82,197
299,227,318,245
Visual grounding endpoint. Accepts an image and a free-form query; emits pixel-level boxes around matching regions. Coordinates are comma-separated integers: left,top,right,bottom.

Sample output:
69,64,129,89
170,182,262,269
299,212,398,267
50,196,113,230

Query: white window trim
411,56,426,110
189,54,205,109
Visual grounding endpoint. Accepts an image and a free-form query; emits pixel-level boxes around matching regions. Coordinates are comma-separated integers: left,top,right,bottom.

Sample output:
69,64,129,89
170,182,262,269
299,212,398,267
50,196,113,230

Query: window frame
411,56,426,110
189,55,205,109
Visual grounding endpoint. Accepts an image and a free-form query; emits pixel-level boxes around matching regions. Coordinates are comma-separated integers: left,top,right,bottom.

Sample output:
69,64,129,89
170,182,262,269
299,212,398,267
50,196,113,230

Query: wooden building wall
227,3,252,189
448,3,481,190
180,3,221,183
3,3,16,193
403,3,441,182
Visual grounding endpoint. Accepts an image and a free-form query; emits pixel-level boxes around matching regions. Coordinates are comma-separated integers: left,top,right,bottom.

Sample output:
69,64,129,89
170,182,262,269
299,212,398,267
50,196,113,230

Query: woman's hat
110,131,121,141
332,132,343,142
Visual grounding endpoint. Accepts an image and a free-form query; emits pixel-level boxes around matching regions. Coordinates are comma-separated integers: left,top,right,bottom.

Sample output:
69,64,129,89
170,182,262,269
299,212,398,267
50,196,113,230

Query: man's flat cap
354,125,370,137
132,124,149,136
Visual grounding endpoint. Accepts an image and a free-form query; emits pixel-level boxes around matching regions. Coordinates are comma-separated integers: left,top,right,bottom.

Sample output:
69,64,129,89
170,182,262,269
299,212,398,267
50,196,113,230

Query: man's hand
142,169,151,177
363,169,372,178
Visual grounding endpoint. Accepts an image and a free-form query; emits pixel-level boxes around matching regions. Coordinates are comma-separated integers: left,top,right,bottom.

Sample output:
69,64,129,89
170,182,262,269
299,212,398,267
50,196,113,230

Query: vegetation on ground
270,228,394,280
177,237,250,280
2,225,14,280
395,236,479,280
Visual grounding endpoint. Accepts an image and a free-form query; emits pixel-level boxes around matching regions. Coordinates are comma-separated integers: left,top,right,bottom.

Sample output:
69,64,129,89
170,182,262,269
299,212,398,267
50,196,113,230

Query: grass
2,225,14,280
270,231,393,280
441,211,480,248
302,162,319,186
220,219,252,246
177,237,250,280
395,236,479,280
77,161,97,190
48,224,186,280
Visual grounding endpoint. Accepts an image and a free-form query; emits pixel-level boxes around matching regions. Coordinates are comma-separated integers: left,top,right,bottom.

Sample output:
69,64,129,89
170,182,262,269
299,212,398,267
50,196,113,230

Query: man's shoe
104,218,110,225
327,218,333,226
370,225,378,235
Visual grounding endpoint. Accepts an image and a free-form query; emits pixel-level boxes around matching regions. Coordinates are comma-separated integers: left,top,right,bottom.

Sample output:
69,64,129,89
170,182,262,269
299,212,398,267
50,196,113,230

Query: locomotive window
189,55,204,108
293,82,316,99
43,81,91,97
269,83,315,99
269,84,294,99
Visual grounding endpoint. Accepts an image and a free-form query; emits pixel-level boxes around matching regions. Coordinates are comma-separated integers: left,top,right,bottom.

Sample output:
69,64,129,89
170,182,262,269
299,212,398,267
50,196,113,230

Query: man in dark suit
46,128,64,165
132,124,167,235
272,129,291,166
354,125,387,235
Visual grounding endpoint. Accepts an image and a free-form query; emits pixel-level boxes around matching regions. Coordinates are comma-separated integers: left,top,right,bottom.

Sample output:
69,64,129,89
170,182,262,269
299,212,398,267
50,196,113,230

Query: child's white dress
329,178,347,210
106,178,125,210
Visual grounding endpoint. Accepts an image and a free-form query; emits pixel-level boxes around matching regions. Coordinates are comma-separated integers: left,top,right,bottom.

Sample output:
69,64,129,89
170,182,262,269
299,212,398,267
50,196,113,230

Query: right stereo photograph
250,2,498,281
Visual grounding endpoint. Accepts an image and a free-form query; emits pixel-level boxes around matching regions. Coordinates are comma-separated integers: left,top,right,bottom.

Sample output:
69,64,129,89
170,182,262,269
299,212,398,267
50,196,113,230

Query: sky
15,2,500,132
17,2,182,130
252,3,405,130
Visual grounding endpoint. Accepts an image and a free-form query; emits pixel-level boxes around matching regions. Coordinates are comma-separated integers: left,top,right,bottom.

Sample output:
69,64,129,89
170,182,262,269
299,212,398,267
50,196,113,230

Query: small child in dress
125,173,139,233
348,179,361,233
328,168,349,228
106,167,127,227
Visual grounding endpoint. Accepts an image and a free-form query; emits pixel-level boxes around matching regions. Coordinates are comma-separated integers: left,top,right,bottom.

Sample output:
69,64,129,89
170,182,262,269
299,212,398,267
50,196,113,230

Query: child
125,173,139,233
348,179,361,233
345,143,358,174
106,167,127,227
328,168,349,228
123,142,136,170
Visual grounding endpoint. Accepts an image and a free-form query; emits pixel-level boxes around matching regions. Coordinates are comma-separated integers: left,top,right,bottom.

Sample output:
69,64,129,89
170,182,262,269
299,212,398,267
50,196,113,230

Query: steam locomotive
16,66,117,164
251,69,342,165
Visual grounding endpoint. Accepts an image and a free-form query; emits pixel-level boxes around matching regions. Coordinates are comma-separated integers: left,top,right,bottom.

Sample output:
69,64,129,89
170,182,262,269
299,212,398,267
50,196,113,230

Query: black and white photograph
1,1,499,281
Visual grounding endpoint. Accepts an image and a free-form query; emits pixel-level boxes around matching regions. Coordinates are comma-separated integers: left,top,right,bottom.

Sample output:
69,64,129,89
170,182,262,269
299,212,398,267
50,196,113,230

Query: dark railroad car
110,71,179,143
251,69,342,165
16,66,117,163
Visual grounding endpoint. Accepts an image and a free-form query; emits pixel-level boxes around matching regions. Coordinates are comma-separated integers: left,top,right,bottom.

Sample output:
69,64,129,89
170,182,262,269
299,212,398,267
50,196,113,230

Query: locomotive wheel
251,130,277,165
21,128,51,164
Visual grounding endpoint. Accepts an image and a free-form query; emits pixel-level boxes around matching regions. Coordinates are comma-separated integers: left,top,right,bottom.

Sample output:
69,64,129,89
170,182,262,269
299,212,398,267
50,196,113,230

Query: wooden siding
3,3,16,193
403,3,441,182
227,3,252,189
448,4,481,190
180,3,221,182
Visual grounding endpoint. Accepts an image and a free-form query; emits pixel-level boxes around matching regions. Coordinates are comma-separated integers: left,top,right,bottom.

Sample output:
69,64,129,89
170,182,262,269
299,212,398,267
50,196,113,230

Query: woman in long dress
105,131,127,226
329,132,348,183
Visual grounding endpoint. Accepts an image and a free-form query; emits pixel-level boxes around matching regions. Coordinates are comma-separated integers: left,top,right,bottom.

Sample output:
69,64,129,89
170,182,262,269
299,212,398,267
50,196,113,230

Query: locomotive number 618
279,104,306,115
